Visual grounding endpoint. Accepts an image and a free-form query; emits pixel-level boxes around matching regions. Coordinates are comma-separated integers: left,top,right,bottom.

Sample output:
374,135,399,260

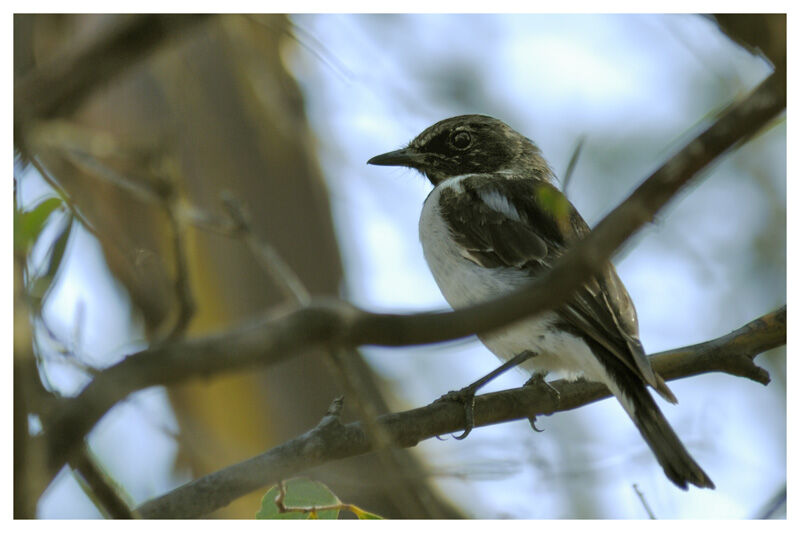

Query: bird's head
368,114,553,185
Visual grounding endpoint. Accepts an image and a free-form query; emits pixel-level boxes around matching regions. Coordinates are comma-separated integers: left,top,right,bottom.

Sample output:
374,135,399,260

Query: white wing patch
478,189,522,222
460,248,490,266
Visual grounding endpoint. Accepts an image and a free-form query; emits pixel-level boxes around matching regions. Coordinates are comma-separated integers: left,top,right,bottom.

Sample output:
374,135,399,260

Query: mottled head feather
404,115,554,185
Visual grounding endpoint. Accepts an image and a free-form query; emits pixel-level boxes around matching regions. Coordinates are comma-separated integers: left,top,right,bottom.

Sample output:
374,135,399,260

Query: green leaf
28,216,73,311
42,215,73,284
256,478,340,519
14,197,63,255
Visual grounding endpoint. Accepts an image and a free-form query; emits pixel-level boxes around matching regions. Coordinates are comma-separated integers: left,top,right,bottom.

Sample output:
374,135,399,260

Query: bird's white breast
418,176,610,384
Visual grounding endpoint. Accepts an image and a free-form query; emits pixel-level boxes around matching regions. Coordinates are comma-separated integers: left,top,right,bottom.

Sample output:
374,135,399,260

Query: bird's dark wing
437,175,675,401
437,180,549,268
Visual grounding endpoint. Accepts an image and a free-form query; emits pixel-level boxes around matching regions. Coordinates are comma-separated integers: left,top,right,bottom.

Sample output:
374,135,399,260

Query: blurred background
14,14,785,519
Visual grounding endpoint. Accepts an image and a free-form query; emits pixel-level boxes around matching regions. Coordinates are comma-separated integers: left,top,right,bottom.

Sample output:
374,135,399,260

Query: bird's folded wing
437,175,674,401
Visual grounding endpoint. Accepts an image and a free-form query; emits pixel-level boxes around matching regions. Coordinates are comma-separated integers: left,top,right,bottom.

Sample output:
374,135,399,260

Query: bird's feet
523,374,560,432
435,385,480,440
434,351,539,440
524,373,561,399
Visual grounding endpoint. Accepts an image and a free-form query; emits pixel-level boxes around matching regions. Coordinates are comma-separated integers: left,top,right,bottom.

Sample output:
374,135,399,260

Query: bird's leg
523,373,561,398
436,350,537,440
523,373,560,432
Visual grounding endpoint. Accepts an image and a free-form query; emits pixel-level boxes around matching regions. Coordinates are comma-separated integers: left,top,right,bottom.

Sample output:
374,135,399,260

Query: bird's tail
606,369,715,490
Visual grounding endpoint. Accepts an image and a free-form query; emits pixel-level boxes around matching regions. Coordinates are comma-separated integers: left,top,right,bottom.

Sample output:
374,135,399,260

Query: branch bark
134,307,785,518
38,70,785,479
14,15,210,137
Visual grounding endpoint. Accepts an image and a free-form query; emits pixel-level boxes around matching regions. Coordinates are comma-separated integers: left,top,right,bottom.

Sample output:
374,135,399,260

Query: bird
367,114,714,490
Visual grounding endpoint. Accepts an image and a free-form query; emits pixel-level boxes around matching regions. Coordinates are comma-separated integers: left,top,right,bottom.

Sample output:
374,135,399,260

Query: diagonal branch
135,306,784,518
37,71,785,481
14,14,210,139
38,71,785,479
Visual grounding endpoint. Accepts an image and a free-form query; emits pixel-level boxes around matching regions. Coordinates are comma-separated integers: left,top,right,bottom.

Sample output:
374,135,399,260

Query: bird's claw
435,386,478,440
528,415,545,432
523,374,560,433
524,373,561,402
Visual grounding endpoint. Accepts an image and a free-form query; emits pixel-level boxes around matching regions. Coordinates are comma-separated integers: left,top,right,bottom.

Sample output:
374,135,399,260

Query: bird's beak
367,148,424,167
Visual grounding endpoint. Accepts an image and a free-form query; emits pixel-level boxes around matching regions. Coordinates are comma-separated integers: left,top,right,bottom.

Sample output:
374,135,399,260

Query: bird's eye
451,131,471,149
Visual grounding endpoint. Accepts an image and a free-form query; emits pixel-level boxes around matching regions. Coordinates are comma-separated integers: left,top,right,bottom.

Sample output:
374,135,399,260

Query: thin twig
27,121,164,204
246,14,355,85
632,484,656,519
160,166,195,341
30,123,196,341
219,194,311,306
273,479,288,513
276,500,376,518
29,156,102,242
561,135,586,196
69,445,135,519
755,484,786,519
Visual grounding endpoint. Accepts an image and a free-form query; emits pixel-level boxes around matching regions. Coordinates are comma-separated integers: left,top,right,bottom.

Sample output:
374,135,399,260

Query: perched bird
368,114,714,490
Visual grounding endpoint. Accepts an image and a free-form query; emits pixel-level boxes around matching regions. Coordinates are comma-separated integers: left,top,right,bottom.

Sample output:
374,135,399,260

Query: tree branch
134,307,784,518
37,71,785,481
648,306,784,385
69,445,135,519
14,14,210,141
38,70,785,479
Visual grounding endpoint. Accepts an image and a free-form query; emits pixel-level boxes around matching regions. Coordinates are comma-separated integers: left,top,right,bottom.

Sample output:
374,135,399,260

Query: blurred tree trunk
16,14,459,518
